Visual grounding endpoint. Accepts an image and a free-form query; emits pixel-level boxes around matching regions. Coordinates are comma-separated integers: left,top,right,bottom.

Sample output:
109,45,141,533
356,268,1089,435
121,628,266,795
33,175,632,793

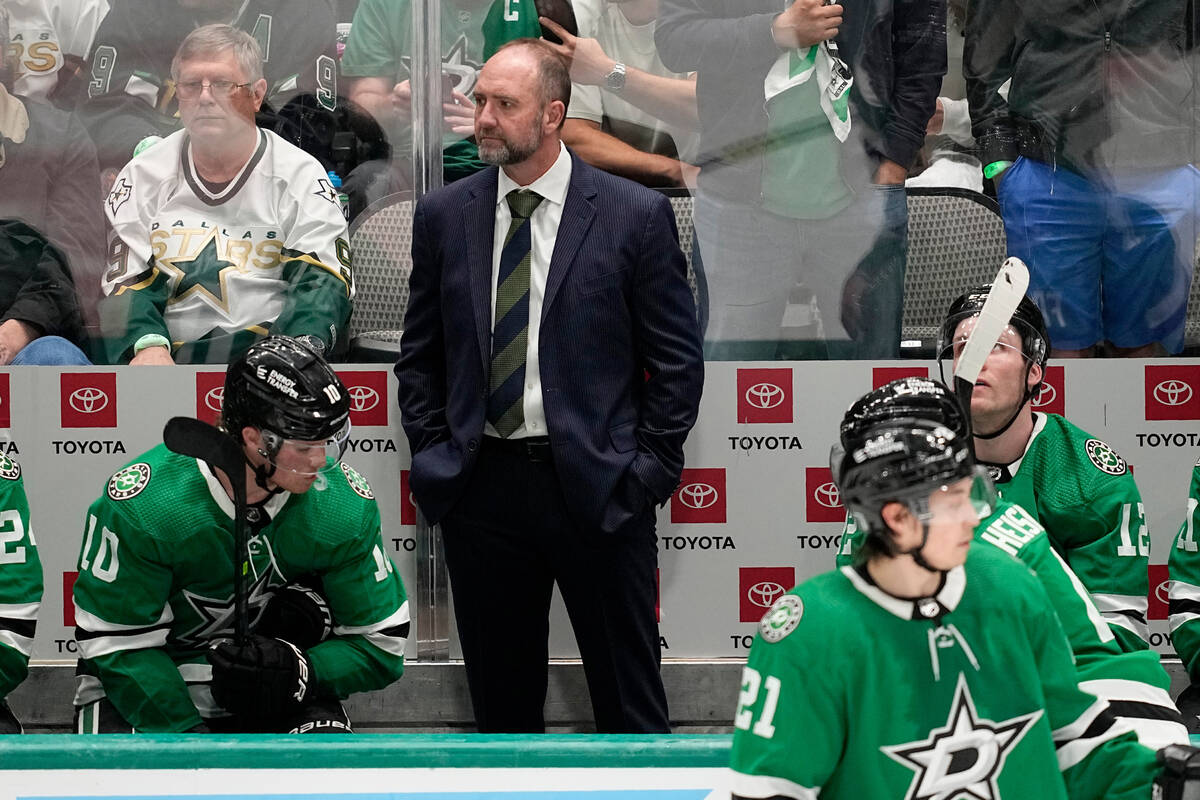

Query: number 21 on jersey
736,666,782,739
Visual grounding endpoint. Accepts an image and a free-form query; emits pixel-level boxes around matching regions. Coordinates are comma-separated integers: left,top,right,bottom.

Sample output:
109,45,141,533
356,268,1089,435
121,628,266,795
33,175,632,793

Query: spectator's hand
390,80,414,122
130,346,175,366
539,17,615,86
873,159,908,185
772,0,842,49
926,98,945,136
442,90,476,137
681,162,700,191
0,320,36,366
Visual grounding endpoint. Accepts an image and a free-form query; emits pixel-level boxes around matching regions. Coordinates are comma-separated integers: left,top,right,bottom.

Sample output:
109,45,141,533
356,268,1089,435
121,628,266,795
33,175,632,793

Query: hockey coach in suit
396,38,703,734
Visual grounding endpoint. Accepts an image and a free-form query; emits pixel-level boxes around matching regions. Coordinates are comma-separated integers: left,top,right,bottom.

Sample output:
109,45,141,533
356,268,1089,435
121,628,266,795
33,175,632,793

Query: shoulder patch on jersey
108,463,152,500
1084,439,1127,476
107,177,133,215
759,595,803,643
0,453,19,480
339,462,373,499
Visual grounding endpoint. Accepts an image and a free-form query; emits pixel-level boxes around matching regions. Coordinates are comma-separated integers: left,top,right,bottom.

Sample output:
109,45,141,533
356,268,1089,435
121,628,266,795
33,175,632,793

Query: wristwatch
604,62,627,92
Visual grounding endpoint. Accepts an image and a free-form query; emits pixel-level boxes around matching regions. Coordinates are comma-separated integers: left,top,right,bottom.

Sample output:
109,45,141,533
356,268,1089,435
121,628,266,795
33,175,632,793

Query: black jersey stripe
0,618,36,638
1170,597,1200,616
1054,708,1118,749
377,622,410,640
1108,700,1188,725
75,622,170,642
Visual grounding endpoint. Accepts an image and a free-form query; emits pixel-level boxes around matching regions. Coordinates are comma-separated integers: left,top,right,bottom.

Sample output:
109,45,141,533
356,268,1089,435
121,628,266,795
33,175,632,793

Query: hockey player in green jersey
72,336,409,733
0,454,43,735
1168,457,1200,722
835,378,1188,748
937,287,1151,652
732,380,1165,800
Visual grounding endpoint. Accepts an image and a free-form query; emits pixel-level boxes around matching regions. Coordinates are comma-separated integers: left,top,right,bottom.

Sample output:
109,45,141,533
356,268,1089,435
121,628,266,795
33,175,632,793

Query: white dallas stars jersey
5,0,108,103
731,545,1158,800
101,127,352,364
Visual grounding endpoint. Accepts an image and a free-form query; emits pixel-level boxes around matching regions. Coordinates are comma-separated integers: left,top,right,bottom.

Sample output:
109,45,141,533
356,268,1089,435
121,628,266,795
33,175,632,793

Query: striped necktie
487,189,543,438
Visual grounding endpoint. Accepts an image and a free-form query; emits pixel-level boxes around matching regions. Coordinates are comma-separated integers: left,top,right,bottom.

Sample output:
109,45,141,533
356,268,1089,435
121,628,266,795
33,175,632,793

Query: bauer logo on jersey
883,674,1041,800
736,368,792,423
1085,439,1127,476
107,177,133,215
759,594,803,643
340,463,373,499
108,463,151,500
0,453,19,481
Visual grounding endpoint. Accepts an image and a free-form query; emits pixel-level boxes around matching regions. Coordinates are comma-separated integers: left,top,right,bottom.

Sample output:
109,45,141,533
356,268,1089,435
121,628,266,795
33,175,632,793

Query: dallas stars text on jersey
0,454,42,702
837,499,1186,747
732,546,1158,800
72,445,408,732
100,128,353,364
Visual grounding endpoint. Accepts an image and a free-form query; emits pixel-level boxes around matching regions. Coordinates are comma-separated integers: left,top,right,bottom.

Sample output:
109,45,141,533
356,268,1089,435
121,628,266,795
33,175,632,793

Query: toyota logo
1156,579,1171,606
1154,380,1193,407
1033,382,1056,407
745,382,784,409
348,385,379,412
69,387,109,414
814,482,841,508
748,581,785,608
679,482,718,509
204,386,225,412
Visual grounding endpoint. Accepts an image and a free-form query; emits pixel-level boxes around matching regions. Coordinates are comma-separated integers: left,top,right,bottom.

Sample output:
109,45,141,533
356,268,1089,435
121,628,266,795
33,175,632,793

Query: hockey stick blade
952,258,1030,438
162,416,251,644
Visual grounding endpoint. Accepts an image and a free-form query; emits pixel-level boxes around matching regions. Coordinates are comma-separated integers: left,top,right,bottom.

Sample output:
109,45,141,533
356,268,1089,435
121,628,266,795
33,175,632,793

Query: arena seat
900,187,1008,356
655,187,701,313
346,191,414,360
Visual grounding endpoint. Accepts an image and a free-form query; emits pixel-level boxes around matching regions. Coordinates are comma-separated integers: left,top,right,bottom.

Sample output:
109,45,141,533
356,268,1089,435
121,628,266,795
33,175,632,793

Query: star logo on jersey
314,177,340,207
178,561,279,646
1084,439,1127,476
883,674,1042,800
107,463,150,501
107,177,133,215
0,453,19,481
340,462,374,499
160,228,239,311
401,34,481,99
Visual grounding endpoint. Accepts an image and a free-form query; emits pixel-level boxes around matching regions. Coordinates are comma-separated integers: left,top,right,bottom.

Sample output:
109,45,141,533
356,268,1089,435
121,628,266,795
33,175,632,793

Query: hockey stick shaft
162,416,250,645
952,257,1030,440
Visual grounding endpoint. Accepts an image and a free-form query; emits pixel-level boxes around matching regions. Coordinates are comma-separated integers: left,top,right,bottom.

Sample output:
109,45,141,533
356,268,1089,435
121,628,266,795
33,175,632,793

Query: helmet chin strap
897,520,941,574
251,432,285,496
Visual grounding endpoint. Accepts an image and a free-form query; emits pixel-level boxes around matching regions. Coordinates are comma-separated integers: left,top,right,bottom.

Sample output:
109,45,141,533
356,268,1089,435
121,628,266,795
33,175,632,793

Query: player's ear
241,426,262,451
1027,361,1043,391
880,502,917,548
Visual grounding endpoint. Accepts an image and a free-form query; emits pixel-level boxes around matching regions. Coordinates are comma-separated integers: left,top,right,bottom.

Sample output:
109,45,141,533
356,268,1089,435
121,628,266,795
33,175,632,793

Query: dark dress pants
440,437,669,733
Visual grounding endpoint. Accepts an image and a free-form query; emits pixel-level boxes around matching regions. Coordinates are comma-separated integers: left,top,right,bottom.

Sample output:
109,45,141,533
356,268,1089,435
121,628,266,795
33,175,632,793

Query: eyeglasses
176,80,252,100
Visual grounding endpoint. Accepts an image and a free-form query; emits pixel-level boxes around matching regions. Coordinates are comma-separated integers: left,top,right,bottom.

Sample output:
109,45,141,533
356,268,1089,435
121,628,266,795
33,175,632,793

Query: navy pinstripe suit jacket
395,150,704,534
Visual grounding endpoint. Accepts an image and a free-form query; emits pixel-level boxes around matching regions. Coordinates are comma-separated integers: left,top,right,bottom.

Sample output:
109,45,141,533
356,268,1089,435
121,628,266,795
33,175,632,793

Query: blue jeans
11,336,92,365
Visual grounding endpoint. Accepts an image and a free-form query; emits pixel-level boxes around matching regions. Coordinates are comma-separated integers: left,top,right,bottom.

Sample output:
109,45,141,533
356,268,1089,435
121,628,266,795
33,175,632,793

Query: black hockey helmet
222,336,350,444
936,286,1050,438
831,379,993,563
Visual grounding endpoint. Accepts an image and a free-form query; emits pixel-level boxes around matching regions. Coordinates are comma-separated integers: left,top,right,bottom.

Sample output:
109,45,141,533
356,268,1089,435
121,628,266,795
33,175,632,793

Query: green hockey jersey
72,445,408,732
732,546,1158,800
836,499,1184,746
981,413,1150,652
1168,457,1200,681
0,455,43,700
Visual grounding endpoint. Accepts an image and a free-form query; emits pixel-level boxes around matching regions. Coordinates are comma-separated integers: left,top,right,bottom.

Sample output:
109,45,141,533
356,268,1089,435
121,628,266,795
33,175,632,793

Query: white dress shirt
486,141,573,439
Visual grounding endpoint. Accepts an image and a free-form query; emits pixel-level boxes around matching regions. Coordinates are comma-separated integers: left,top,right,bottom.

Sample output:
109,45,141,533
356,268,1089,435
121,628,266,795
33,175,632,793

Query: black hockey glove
1153,744,1200,799
208,635,314,719
256,582,333,650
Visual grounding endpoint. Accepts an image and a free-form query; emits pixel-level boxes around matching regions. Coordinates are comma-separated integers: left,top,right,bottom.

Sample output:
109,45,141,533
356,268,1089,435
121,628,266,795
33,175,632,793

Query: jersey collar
980,411,1047,484
182,128,268,207
196,457,290,520
842,564,967,621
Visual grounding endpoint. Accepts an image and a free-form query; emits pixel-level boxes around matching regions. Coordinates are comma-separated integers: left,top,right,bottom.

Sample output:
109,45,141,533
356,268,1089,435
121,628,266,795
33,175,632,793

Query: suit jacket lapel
542,155,597,317
466,169,499,372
